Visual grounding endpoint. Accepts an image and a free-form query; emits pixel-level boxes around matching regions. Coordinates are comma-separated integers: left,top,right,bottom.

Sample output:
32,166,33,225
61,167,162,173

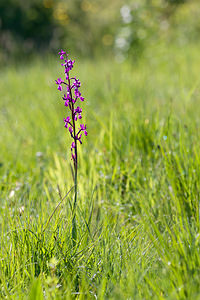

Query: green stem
72,166,77,246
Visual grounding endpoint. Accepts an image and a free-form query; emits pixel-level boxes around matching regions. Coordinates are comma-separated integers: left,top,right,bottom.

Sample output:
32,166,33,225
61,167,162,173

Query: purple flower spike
55,49,87,171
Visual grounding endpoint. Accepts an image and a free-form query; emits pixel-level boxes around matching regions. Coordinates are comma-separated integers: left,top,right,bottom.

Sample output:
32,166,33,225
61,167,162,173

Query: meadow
1,43,200,299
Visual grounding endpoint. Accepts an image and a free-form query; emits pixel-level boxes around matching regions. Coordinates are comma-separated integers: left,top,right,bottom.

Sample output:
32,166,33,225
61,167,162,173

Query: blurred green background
0,0,200,62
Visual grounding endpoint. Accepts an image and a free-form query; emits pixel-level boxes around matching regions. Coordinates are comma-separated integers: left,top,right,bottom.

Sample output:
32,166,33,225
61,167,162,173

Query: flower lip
64,116,71,123
65,100,69,107
80,124,86,130
55,78,64,85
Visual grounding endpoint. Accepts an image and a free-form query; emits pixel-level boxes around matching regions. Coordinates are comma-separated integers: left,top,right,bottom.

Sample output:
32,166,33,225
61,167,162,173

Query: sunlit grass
0,43,200,299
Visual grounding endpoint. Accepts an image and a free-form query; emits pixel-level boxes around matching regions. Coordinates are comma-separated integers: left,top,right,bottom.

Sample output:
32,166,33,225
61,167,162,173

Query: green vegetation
1,0,200,62
1,42,200,299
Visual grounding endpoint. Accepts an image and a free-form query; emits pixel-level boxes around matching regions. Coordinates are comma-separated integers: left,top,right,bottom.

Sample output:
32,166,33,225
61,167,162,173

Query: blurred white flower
120,5,132,24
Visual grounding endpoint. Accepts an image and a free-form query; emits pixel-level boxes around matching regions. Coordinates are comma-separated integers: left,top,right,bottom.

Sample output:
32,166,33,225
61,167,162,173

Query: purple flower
55,78,64,85
61,59,75,72
61,60,68,67
65,100,69,107
59,50,67,60
64,116,70,123
64,116,71,127
67,59,74,68
80,124,86,131
84,131,88,136
80,96,84,102
63,93,71,106
55,78,64,91
71,142,75,148
75,106,82,113
75,89,81,98
73,77,81,88
69,126,73,133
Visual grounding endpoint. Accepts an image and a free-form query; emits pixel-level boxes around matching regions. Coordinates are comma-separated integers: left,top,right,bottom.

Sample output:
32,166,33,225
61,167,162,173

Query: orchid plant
55,50,87,243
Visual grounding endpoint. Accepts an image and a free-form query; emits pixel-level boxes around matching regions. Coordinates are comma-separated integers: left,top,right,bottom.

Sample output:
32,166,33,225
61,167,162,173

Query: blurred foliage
0,0,122,62
60,0,122,56
0,0,62,61
0,0,200,63
115,0,200,60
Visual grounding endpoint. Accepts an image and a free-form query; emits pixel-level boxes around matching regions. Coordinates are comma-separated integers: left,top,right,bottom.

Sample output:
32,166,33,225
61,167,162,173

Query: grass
1,42,200,299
